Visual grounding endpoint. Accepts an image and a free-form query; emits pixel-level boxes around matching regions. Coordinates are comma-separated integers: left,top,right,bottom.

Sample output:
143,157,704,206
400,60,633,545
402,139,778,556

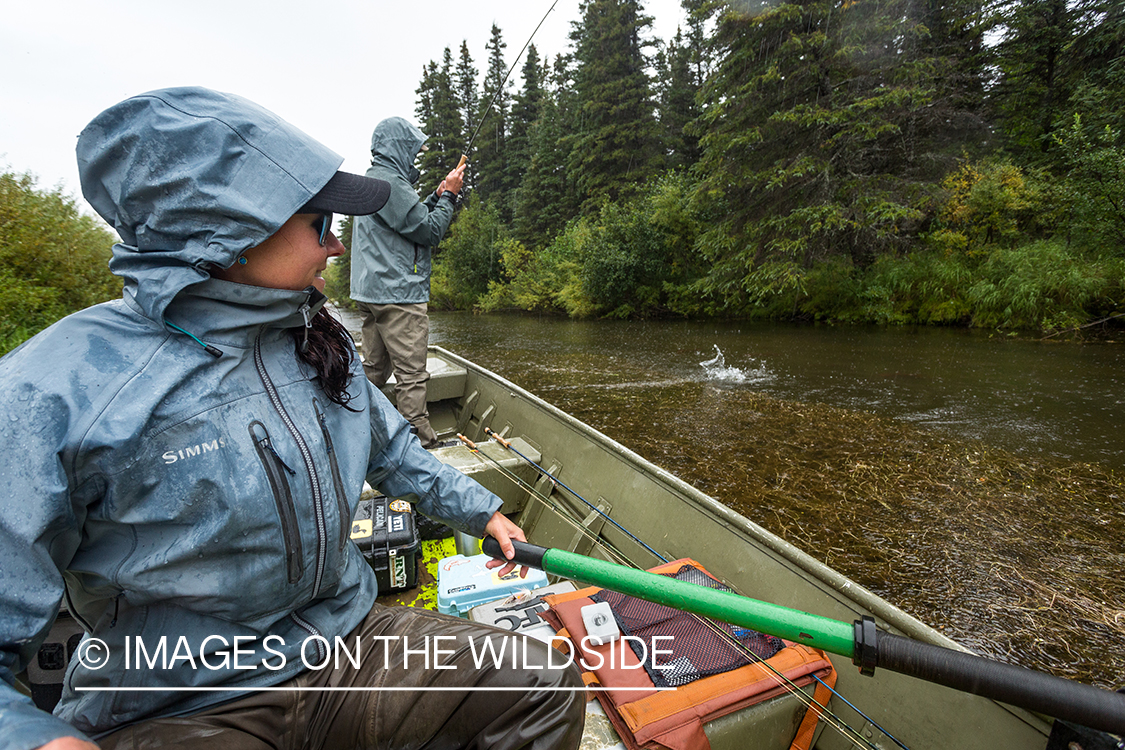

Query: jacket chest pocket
313,398,352,552
249,420,304,584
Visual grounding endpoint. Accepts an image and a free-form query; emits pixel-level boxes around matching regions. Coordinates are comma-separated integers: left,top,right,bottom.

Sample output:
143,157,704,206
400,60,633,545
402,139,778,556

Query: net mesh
590,565,786,688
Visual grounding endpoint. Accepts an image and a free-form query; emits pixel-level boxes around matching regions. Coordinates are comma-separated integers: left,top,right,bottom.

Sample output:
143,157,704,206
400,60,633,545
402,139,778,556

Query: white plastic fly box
436,553,549,617
468,581,577,642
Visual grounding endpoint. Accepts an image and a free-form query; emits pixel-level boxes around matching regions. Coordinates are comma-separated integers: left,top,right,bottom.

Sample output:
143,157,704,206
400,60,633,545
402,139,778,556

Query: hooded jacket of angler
349,117,458,305
0,88,500,749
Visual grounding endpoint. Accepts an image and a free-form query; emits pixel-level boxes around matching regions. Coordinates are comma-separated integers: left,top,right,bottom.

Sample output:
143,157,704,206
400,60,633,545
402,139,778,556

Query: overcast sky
1,0,688,206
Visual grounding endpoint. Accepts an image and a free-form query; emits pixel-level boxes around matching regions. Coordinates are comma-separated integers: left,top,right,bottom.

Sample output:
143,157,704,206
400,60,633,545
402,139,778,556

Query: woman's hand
482,512,528,579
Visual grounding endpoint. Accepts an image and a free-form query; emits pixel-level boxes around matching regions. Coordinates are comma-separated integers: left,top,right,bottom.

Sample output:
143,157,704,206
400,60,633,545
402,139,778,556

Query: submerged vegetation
426,316,1124,687
519,367,1125,687
698,393,1125,687
405,0,1125,334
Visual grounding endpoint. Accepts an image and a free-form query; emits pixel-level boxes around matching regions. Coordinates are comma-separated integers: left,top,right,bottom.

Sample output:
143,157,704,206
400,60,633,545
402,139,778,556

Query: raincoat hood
76,87,343,323
369,117,426,184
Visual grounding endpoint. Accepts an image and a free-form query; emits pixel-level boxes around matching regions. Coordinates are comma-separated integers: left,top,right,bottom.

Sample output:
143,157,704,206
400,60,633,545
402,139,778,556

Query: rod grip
877,631,1125,735
481,537,549,570
457,154,467,169
484,427,511,448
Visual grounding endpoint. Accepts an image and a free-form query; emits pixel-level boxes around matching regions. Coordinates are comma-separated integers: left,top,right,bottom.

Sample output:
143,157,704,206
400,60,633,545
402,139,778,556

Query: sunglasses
312,212,333,246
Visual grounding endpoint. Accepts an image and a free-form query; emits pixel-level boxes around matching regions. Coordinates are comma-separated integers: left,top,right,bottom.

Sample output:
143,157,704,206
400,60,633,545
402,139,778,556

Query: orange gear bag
541,558,837,750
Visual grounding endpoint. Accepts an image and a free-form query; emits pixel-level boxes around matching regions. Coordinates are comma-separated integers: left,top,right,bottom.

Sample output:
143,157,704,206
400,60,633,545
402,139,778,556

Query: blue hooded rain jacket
0,88,501,750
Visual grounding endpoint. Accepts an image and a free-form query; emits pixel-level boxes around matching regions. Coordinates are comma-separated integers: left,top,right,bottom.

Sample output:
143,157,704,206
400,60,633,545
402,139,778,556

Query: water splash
699,345,772,384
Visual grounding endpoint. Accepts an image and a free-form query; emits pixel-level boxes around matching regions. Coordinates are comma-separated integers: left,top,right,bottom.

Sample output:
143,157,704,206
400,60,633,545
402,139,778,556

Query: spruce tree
568,0,662,213
654,27,701,170
455,41,480,194
991,0,1075,158
508,44,545,216
415,60,442,196
413,48,463,196
473,24,512,212
513,56,579,247
691,0,990,306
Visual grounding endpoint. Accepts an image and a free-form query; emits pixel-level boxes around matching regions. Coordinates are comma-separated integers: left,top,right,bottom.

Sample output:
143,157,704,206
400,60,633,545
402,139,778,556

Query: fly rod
482,427,668,563
457,0,560,169
482,537,1125,736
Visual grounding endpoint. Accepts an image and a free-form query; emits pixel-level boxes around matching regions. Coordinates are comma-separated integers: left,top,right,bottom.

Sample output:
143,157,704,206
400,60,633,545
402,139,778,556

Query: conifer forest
327,0,1125,332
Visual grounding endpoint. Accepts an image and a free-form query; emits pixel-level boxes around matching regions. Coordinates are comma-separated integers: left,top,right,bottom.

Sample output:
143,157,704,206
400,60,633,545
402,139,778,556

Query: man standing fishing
351,117,465,448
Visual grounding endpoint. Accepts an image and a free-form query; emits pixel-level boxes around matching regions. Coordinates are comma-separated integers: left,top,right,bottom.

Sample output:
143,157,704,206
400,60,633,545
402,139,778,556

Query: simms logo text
163,438,226,465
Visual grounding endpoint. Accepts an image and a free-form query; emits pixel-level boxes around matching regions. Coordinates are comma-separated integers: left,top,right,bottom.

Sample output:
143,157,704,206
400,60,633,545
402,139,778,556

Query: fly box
350,495,422,592
468,581,577,642
437,553,550,617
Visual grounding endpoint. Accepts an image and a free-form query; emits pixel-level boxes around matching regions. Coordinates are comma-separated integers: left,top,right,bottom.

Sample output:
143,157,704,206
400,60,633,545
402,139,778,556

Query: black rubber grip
878,631,1125,735
480,537,549,570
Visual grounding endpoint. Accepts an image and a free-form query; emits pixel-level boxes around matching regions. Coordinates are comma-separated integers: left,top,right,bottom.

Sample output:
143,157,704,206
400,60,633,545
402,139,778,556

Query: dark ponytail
293,308,360,410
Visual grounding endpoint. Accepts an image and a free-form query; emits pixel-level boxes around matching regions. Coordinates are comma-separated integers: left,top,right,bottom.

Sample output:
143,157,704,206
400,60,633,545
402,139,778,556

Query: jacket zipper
290,610,326,663
253,332,329,597
249,421,304,584
314,398,352,551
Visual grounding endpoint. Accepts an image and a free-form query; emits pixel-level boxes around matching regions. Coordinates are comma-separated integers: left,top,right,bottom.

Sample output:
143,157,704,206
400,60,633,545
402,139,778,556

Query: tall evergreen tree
414,61,437,153
654,28,701,170
690,0,989,306
416,48,463,196
473,25,513,211
1054,0,1125,139
990,0,1075,158
455,41,480,194
513,56,580,247
508,44,545,216
568,0,662,213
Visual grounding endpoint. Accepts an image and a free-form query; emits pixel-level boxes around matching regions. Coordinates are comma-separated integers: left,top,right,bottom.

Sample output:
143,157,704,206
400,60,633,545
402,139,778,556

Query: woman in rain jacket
0,88,582,750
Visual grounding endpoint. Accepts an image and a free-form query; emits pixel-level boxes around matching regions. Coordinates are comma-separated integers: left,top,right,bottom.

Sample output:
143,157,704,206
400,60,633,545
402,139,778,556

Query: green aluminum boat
384,346,1122,750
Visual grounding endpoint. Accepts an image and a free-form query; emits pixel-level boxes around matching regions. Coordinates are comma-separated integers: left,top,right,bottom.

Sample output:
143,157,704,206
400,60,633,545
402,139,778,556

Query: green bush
478,172,705,318
430,196,507,310
969,240,1122,330
1053,116,1125,254
0,171,120,355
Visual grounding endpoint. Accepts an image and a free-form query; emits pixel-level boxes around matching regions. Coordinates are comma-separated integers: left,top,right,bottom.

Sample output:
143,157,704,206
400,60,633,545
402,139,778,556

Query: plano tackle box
436,552,549,617
351,495,422,592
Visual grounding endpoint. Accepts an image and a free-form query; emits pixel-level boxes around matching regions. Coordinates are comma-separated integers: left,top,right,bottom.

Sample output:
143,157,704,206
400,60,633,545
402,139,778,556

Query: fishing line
458,0,561,167
456,434,638,568
484,427,668,563
476,429,910,750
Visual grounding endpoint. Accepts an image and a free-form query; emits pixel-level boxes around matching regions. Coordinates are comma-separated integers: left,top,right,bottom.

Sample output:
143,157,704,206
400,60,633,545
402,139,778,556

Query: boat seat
430,437,541,512
380,356,468,403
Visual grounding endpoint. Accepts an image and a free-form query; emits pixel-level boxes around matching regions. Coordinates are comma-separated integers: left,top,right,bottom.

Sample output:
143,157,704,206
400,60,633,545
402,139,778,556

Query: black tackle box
350,495,422,592
25,603,84,712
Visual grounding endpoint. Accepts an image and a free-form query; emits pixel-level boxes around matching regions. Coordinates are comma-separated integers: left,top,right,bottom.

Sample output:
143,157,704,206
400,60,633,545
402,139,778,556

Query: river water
424,314,1125,470
343,310,1125,687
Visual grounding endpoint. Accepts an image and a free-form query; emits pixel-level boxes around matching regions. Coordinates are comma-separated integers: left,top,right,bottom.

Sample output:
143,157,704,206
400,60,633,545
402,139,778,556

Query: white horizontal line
77,686,676,692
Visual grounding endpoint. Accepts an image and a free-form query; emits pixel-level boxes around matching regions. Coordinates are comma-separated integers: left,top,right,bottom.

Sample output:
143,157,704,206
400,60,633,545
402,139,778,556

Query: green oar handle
482,538,1125,735
481,537,853,655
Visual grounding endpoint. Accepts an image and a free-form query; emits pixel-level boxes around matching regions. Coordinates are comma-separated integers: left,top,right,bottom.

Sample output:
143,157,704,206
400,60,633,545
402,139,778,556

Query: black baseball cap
299,170,390,216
